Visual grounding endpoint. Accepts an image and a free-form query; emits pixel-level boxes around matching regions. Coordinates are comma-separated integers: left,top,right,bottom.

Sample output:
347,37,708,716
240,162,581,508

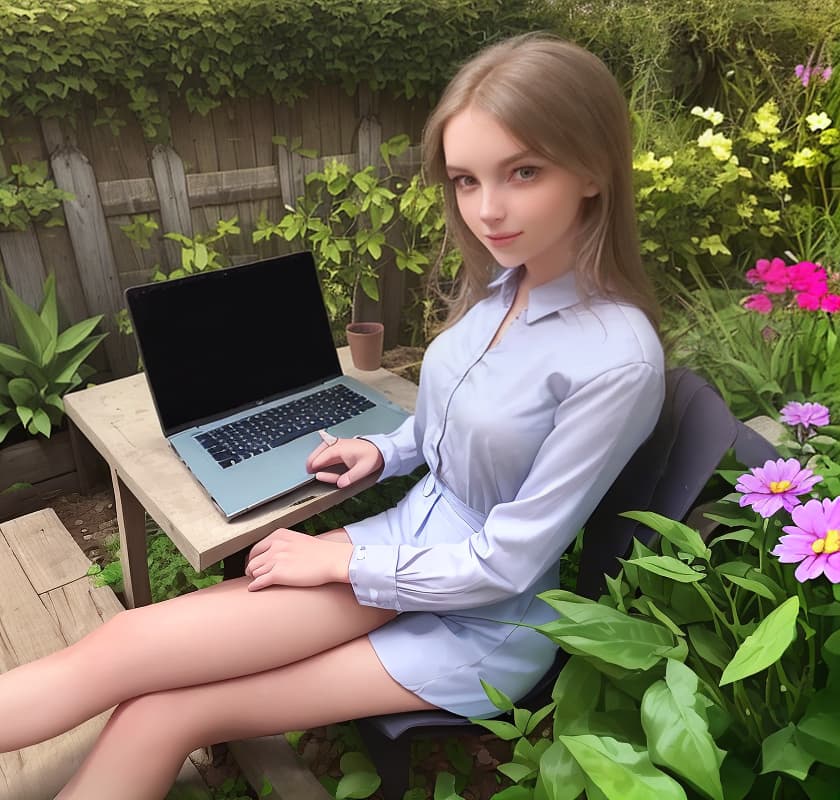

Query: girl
0,33,664,799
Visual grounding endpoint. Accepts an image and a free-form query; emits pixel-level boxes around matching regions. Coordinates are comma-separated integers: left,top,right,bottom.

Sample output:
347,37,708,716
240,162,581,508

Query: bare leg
57,635,435,800
0,530,396,752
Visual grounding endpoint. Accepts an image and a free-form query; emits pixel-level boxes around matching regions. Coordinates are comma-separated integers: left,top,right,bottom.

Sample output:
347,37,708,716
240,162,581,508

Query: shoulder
542,297,663,379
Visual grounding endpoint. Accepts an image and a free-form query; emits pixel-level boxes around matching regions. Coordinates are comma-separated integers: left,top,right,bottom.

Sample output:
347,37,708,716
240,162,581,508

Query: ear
582,178,600,198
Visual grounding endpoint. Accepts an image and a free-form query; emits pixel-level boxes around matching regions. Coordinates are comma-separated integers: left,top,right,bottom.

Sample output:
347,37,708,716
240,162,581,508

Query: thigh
106,635,437,749
76,529,395,704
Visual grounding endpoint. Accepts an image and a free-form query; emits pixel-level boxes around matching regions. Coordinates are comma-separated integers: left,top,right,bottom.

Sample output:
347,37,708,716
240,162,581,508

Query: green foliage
89,525,223,602
253,136,455,326
0,161,72,231
0,0,552,138
664,272,840,420
0,275,106,443
481,440,840,800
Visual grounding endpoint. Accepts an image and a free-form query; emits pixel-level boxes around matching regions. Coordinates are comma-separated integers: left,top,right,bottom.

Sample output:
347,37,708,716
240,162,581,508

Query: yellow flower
697,128,732,161
820,128,840,145
769,138,791,153
769,171,791,191
791,148,823,168
633,151,674,172
691,105,724,126
763,208,781,223
806,112,832,131
754,100,781,136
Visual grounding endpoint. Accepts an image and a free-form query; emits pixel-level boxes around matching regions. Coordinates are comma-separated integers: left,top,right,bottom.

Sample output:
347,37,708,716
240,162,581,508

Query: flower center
812,529,840,555
769,480,792,494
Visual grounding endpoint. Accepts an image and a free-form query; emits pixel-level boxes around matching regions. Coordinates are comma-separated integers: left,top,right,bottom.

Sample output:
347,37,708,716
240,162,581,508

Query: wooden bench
0,508,205,799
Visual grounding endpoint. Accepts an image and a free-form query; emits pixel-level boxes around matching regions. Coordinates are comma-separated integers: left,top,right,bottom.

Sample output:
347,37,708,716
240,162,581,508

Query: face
443,105,599,286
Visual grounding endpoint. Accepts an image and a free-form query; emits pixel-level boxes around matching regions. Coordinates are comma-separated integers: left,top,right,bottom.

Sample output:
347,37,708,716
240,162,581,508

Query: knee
109,692,200,749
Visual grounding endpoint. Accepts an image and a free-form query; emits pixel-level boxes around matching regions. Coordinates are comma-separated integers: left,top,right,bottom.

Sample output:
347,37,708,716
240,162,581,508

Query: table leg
111,467,152,608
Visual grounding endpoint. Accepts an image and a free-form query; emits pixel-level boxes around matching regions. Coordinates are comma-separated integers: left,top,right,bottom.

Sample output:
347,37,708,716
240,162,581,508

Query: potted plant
253,134,454,369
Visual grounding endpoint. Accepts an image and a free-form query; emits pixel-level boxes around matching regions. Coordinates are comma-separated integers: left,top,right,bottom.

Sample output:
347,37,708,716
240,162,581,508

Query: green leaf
55,316,103,353
761,724,815,780
359,274,379,301
480,679,514,712
335,770,380,800
472,718,522,741
7,377,38,406
434,771,465,800
2,280,52,363
498,762,535,783
621,511,710,559
534,740,585,800
31,407,51,437
559,735,687,800
797,689,840,768
626,555,706,583
720,596,799,686
52,334,107,383
489,786,533,800
641,660,725,800
688,625,732,671
38,273,58,341
534,594,676,670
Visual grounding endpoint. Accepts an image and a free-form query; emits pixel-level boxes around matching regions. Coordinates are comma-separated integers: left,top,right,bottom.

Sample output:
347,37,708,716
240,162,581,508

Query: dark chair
354,367,779,800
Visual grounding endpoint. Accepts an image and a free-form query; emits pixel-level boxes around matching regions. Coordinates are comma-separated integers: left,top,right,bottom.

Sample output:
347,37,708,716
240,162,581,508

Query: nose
478,186,505,223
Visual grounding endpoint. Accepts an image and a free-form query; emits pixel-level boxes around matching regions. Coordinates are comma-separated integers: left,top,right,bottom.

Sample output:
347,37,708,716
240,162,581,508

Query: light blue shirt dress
345,265,665,718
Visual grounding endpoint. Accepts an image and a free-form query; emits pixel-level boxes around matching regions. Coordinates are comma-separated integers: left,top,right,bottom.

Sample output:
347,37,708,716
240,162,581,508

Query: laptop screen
126,252,343,436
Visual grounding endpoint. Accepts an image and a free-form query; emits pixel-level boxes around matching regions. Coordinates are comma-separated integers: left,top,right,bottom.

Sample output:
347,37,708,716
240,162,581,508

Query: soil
45,346,519,799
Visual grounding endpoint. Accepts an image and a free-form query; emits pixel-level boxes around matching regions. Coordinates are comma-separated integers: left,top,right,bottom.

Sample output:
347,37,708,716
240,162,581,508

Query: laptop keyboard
194,384,375,469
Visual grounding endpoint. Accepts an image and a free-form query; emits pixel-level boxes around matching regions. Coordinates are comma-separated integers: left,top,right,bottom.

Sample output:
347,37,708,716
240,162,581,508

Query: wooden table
64,348,417,607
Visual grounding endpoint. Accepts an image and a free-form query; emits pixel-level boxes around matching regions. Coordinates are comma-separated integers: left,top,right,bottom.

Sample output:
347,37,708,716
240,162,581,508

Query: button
422,472,435,497
355,545,367,560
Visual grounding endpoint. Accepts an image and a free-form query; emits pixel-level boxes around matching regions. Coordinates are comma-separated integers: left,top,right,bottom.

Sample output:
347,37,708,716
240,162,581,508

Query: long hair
422,34,660,329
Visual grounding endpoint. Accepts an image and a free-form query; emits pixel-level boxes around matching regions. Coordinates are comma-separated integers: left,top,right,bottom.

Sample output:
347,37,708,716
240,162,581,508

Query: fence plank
0,227,47,311
43,124,135,377
150,145,193,268
98,177,158,215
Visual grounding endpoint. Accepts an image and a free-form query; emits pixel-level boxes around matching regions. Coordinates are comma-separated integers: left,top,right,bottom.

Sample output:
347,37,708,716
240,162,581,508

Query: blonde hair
422,33,660,329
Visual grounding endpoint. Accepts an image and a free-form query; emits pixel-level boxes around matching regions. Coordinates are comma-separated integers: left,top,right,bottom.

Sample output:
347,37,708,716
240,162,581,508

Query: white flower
691,106,724,126
806,112,832,132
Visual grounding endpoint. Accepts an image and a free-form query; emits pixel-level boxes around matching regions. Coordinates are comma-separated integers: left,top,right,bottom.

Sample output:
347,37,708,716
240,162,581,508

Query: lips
486,232,522,245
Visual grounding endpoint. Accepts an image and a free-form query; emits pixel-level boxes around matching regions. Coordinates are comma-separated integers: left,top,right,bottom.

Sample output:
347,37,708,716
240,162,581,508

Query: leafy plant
0,275,106,442
664,261,839,420
485,427,840,799
253,135,454,327
0,161,72,230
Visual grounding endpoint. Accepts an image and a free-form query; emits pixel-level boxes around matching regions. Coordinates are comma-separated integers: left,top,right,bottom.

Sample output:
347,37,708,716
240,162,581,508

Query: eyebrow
445,148,538,174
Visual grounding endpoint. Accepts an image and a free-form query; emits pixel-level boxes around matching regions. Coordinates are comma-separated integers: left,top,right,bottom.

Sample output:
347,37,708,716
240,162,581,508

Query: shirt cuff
357,433,402,481
348,544,400,610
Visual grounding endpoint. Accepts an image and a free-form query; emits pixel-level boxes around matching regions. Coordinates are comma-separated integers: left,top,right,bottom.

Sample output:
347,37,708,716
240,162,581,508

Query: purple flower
780,401,831,428
735,458,822,518
771,497,840,583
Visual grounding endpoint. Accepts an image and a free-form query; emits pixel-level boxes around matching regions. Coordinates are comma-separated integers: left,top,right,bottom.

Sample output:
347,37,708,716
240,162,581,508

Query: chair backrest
576,367,745,598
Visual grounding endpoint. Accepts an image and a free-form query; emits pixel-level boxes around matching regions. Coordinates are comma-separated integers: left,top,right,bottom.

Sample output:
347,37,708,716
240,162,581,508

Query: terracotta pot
345,322,384,371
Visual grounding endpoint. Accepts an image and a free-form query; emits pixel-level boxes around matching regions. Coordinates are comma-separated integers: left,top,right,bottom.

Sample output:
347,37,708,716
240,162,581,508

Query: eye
450,174,478,189
514,166,539,181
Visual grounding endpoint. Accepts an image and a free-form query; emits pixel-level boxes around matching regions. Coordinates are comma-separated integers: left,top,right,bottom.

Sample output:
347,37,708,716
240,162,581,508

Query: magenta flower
822,293,840,313
780,401,831,428
746,257,789,293
796,291,822,311
743,293,773,313
771,498,840,583
795,63,833,87
787,261,827,294
736,458,822,518
824,66,833,82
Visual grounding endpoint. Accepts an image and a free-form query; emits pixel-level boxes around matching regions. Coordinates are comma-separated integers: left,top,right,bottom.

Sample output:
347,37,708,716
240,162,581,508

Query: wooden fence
0,86,430,378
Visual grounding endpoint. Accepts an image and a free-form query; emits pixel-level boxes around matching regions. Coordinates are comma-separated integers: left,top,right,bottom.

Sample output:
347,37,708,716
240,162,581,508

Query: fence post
41,119,135,377
150,145,193,270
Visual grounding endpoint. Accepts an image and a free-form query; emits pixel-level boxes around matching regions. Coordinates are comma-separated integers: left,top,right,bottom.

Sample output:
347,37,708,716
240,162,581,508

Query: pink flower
824,66,833,82
821,293,840,313
780,401,831,428
771,497,840,583
796,292,823,311
787,261,827,294
744,293,773,313
735,458,822,518
746,257,789,293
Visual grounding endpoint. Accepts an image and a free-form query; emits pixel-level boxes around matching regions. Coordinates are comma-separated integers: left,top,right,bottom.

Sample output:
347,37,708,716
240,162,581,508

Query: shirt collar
488,266,582,323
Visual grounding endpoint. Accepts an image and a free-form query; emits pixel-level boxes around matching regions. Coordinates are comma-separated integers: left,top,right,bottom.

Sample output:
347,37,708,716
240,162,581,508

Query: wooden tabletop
64,348,418,570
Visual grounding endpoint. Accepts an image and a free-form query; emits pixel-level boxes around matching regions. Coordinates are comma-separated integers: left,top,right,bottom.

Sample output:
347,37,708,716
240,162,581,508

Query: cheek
456,193,480,230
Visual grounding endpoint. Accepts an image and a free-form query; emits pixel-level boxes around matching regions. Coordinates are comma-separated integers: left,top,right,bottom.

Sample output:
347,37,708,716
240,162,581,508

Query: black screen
126,253,342,435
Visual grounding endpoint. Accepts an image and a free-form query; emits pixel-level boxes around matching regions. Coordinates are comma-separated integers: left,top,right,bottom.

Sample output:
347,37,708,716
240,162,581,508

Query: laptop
125,252,410,519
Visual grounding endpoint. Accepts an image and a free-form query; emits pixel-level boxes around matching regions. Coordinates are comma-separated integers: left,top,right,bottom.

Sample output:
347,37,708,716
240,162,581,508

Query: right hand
305,436,384,489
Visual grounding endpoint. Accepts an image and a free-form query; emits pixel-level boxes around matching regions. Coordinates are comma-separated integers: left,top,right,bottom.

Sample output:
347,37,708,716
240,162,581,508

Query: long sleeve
348,362,663,612
361,413,426,480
